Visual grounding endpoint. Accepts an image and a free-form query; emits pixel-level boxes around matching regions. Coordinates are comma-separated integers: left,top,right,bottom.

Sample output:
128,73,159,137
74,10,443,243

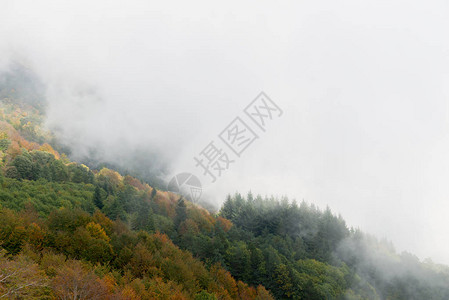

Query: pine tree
150,187,157,199
93,186,104,209
133,201,154,231
174,197,187,229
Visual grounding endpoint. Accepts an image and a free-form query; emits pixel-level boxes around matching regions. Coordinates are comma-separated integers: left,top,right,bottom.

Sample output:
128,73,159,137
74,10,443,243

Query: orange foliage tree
51,260,110,300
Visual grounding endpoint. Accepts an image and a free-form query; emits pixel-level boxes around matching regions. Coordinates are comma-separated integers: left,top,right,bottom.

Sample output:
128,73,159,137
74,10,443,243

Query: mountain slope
1,76,449,299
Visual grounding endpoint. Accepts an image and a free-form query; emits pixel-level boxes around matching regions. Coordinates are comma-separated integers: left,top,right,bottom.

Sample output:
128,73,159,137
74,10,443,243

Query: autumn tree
51,260,110,300
0,251,49,299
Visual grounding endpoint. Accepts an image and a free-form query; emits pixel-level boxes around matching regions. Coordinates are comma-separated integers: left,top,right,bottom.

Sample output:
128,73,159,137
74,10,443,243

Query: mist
1,0,449,265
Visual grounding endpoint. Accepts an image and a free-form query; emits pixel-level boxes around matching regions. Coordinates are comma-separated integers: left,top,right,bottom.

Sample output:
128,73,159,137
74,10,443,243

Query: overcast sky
1,0,449,264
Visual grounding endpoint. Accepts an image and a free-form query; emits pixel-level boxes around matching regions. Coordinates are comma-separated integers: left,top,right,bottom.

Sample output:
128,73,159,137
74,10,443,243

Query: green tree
151,187,157,199
4,166,19,179
12,153,33,179
93,186,104,209
68,164,94,184
0,138,10,151
133,201,154,231
50,159,68,182
174,197,187,229
225,242,251,282
195,290,217,300
103,196,126,221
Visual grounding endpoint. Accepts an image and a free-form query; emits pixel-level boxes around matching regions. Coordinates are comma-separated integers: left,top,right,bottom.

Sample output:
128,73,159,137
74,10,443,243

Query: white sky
1,0,449,264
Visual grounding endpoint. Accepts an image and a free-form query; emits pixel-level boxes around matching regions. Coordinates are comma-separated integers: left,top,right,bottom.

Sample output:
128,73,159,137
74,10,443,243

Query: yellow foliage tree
38,143,60,159
98,168,123,187
85,222,110,242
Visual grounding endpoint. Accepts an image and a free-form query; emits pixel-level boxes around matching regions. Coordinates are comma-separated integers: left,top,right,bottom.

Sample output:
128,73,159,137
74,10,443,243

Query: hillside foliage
1,78,449,299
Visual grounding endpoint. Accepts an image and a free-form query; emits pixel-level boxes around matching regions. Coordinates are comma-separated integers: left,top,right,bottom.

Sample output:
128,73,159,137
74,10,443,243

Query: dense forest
1,68,449,299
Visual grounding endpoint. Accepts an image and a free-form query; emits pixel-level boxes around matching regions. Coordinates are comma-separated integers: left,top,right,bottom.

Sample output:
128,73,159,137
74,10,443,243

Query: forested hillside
1,70,449,299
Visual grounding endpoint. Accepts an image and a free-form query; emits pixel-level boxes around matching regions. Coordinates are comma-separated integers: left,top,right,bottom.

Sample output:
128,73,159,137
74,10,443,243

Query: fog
1,0,449,265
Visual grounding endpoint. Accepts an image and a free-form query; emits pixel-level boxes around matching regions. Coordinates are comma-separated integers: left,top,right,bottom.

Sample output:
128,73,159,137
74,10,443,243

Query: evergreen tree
93,186,104,209
133,201,154,231
150,187,157,199
174,197,187,229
